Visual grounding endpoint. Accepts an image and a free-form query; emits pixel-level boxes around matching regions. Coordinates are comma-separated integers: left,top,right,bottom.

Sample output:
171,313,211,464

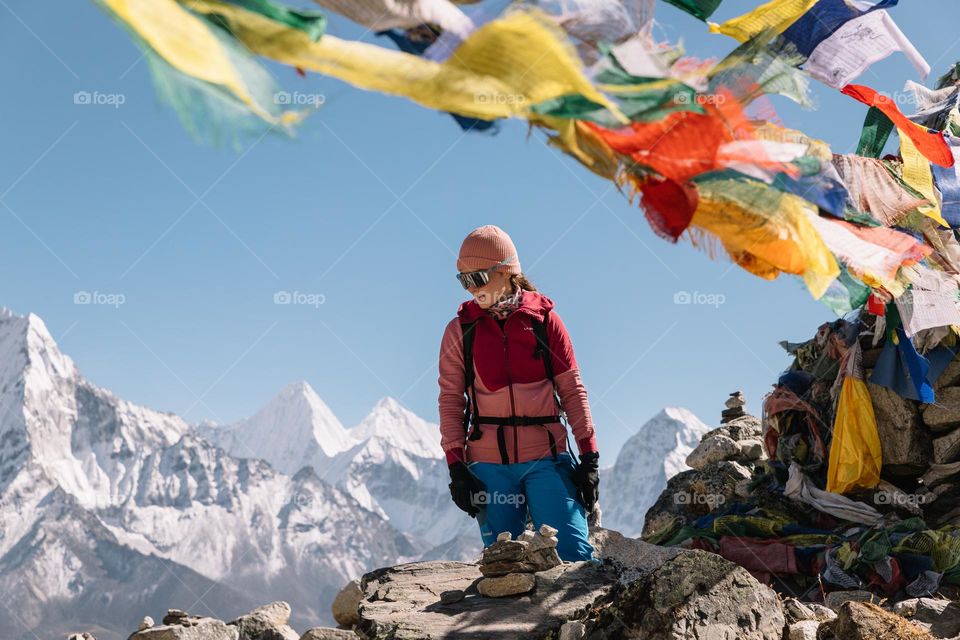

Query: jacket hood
457,289,555,323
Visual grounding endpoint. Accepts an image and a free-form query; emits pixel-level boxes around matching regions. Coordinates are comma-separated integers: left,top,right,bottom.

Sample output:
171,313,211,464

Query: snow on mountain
197,381,354,478
210,388,476,551
351,396,444,460
600,407,710,538
0,308,417,638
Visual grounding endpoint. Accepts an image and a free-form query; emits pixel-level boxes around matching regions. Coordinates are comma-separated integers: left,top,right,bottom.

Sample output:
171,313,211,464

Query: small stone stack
720,390,746,424
475,524,562,597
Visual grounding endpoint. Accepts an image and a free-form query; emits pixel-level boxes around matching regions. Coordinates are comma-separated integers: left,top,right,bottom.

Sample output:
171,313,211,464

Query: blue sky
2,2,958,461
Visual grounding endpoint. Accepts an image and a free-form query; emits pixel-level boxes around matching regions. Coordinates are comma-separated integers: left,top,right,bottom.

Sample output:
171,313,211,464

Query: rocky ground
62,524,960,640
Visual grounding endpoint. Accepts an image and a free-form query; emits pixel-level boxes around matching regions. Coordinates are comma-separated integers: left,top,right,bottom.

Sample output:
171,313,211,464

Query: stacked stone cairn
474,524,563,597
721,390,747,423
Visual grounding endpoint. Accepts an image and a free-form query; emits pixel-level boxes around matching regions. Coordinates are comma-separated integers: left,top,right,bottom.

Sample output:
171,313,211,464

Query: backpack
460,310,570,464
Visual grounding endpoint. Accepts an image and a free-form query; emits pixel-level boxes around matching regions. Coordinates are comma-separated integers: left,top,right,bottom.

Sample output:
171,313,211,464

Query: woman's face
466,269,512,309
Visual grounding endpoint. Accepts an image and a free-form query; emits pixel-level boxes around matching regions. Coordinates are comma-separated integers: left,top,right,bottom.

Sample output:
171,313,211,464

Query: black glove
448,461,486,518
572,451,600,513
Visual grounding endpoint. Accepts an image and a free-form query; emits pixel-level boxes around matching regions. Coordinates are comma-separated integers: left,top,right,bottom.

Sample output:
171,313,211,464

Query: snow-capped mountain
0,308,415,639
197,380,354,478
206,387,477,549
600,407,710,538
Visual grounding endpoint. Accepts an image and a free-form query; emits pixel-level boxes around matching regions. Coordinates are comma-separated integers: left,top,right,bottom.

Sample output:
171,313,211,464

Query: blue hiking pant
468,451,594,561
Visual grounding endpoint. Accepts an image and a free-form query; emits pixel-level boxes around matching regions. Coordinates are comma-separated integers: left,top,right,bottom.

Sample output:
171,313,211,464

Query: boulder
787,620,820,640
128,618,239,640
228,601,298,640
923,388,960,432
783,598,836,623
476,572,536,597
585,549,785,639
686,435,741,470
331,578,363,627
299,629,356,640
643,461,752,538
867,383,931,476
893,598,960,638
933,427,960,464
355,560,615,639
937,359,960,389
821,601,934,640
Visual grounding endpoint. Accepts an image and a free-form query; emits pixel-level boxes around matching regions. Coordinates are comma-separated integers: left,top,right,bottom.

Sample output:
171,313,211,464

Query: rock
707,414,762,442
933,427,960,464
725,391,746,409
67,634,96,640
129,619,239,640
783,598,836,623
477,572,536,597
239,601,292,627
893,597,960,638
923,388,960,432
685,435,741,470
588,527,680,583
937,359,960,389
299,629,356,640
140,617,155,631
439,589,465,604
558,620,586,640
229,601,297,640
518,530,536,542
478,532,562,575
331,578,363,628
496,531,512,541
480,539,526,564
643,460,752,538
355,560,615,639
868,383,932,475
587,549,785,639
787,620,820,640
822,601,934,640
163,610,191,625
824,590,878,611
539,524,558,537
739,438,766,460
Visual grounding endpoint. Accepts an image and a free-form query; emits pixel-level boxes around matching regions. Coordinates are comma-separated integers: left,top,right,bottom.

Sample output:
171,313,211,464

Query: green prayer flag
662,0,724,21
856,106,894,158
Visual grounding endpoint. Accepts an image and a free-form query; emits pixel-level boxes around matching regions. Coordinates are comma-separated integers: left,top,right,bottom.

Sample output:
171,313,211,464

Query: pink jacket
437,289,598,465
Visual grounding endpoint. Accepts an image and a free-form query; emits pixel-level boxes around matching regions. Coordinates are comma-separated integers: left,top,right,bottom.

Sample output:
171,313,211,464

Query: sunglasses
456,254,516,290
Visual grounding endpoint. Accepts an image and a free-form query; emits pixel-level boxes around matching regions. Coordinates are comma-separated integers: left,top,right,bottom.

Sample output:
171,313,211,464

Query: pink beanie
457,225,522,274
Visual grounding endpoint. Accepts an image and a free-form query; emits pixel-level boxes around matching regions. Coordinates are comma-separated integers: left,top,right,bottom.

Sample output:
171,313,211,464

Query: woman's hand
572,451,600,513
448,461,486,517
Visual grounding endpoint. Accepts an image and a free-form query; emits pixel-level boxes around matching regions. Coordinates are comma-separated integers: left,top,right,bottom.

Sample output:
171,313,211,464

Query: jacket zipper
499,315,518,464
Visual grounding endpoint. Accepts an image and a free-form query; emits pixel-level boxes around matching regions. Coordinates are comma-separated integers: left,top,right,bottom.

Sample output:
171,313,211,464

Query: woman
437,224,600,561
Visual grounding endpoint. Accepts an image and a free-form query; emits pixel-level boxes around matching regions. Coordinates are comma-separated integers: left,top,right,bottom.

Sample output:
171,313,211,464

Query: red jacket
437,289,598,465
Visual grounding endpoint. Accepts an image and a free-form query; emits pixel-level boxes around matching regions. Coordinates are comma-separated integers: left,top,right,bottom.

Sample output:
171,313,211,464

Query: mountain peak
351,397,442,460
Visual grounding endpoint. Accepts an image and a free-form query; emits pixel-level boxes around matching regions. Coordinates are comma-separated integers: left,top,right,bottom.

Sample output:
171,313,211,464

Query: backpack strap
532,310,573,462
460,320,483,442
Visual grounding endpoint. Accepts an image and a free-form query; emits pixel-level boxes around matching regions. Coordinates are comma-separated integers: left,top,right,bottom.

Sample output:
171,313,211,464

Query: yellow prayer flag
900,133,950,227
102,0,300,127
189,1,626,124
708,0,818,43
